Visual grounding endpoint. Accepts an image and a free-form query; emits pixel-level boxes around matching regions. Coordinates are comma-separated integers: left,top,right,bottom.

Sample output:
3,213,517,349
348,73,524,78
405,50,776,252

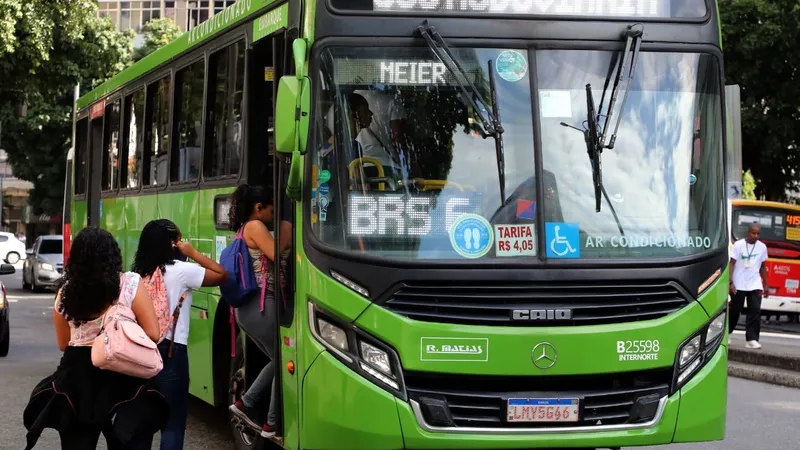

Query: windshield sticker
786,227,800,241
539,90,572,118
516,199,536,220
545,222,580,259
689,174,697,185
495,224,536,257
421,337,489,362
585,235,713,249
318,183,330,196
496,50,528,82
617,340,660,362
319,169,332,184
450,214,493,258
777,216,785,225
319,195,330,222
215,236,227,263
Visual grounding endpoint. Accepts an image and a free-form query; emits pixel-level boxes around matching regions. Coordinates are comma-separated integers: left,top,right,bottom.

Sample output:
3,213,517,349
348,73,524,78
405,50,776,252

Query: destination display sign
333,58,483,86
329,0,706,18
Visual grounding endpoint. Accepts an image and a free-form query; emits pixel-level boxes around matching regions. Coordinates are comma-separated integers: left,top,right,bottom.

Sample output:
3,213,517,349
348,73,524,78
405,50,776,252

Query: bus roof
76,0,281,111
731,199,800,213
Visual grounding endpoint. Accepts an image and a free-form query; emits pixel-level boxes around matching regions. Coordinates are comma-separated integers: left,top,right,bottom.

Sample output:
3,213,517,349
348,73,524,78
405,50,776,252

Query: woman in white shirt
132,219,228,450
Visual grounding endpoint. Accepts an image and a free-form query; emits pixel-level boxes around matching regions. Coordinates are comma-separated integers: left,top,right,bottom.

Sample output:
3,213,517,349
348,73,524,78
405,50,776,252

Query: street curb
728,361,800,389
728,347,800,372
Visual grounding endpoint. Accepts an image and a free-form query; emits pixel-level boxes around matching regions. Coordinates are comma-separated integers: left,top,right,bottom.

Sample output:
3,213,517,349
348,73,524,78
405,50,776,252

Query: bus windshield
732,206,800,255
309,46,726,260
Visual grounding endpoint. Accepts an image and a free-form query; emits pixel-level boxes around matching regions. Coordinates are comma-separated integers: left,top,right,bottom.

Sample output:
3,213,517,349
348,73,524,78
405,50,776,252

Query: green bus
67,0,730,448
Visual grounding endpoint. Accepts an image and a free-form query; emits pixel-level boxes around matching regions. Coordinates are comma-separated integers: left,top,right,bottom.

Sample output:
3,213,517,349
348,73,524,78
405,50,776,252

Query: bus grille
383,281,689,326
404,369,672,429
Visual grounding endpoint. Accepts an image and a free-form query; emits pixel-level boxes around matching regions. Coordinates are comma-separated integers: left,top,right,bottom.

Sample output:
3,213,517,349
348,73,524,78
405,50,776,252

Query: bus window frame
169,56,207,189
72,22,255,201
100,94,124,198
118,84,147,196
201,36,249,186
302,37,729,270
323,0,713,24
142,68,175,193
72,112,91,202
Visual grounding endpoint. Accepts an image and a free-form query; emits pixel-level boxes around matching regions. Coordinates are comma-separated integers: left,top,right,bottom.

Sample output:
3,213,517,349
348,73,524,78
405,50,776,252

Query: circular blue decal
689,174,697,185
496,50,528,83
449,214,493,259
318,183,330,195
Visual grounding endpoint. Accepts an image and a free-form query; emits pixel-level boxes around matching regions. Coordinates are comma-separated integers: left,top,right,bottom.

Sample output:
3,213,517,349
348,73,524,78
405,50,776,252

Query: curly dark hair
229,184,273,231
57,227,123,324
132,219,180,278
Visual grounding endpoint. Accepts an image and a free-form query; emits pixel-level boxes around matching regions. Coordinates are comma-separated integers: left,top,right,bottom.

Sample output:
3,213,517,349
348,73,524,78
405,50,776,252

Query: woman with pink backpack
133,219,228,450
22,226,168,449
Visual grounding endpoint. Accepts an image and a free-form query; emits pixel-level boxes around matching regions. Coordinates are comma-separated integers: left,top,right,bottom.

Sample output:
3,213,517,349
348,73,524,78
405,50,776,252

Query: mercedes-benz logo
531,342,557,369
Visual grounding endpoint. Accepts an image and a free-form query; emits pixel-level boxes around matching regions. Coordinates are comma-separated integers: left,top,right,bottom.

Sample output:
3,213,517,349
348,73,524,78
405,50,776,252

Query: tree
0,0,133,215
720,0,800,201
743,169,757,200
133,17,182,62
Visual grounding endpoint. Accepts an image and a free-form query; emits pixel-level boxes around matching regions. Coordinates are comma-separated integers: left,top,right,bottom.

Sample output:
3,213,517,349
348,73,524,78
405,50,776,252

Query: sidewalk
728,331,800,389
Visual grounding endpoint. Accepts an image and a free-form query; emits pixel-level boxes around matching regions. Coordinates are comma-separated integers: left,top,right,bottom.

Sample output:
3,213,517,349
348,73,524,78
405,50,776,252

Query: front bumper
0,307,8,334
300,347,727,449
36,269,62,287
758,295,800,314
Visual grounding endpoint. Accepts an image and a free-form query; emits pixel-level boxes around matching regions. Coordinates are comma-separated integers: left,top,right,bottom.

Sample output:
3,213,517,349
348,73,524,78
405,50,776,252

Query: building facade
97,0,238,33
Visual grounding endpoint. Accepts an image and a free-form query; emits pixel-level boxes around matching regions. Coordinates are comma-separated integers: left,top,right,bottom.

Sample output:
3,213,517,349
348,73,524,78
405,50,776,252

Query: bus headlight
673,308,727,392
317,318,349,353
309,301,406,399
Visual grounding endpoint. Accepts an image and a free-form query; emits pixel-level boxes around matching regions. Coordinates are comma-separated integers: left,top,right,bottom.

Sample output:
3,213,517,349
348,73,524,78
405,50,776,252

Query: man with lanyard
729,223,769,349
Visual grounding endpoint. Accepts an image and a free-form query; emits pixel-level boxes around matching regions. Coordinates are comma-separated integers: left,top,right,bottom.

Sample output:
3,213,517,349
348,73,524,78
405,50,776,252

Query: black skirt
23,346,169,449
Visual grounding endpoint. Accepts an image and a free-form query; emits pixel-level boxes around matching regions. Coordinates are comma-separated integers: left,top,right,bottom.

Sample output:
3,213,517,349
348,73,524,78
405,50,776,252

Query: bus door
247,30,288,185
246,26,298,446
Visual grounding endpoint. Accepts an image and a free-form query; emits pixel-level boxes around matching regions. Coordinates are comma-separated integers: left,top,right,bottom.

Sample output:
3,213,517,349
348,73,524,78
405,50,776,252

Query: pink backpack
91,273,163,379
142,268,172,343
142,267,187,357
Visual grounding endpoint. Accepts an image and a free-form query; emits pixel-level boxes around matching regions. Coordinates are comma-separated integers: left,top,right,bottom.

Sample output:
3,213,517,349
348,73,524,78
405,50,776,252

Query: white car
0,232,26,265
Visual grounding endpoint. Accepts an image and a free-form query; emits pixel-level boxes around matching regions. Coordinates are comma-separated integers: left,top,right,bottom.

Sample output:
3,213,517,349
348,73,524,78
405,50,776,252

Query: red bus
731,199,800,322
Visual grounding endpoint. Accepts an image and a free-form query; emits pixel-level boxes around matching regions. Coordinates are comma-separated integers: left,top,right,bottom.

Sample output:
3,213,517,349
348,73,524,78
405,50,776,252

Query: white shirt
162,261,206,345
355,127,398,171
731,238,768,292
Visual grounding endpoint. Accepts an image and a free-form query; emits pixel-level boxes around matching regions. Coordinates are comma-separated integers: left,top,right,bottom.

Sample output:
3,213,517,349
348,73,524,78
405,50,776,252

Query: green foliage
0,0,133,215
133,17,182,62
742,169,757,200
720,0,800,201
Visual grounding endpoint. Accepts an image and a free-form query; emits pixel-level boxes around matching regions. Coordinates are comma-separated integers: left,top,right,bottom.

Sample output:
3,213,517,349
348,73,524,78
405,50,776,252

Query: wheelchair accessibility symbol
545,222,580,259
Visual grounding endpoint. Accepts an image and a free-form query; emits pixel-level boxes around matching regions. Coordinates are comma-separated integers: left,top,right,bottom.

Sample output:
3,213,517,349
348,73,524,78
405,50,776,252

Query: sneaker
745,340,762,349
230,400,262,429
261,423,276,439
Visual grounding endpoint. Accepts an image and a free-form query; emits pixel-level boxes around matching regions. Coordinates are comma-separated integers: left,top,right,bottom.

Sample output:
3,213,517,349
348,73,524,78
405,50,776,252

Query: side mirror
275,38,309,202
275,76,300,155
0,264,16,275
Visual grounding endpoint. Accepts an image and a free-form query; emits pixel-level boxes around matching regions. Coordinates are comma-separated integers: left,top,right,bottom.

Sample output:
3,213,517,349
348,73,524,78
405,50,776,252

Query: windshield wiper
417,21,506,203
561,23,642,220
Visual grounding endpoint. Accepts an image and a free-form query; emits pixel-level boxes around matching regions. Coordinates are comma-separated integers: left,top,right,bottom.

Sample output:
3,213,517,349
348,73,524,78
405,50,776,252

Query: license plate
786,279,799,290
507,398,580,423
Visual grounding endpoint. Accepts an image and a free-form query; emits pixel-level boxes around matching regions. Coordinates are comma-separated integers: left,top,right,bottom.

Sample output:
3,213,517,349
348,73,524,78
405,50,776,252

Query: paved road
0,271,234,450
2,269,800,450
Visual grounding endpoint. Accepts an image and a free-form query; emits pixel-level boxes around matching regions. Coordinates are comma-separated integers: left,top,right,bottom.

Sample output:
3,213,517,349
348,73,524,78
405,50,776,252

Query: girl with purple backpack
227,184,292,439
